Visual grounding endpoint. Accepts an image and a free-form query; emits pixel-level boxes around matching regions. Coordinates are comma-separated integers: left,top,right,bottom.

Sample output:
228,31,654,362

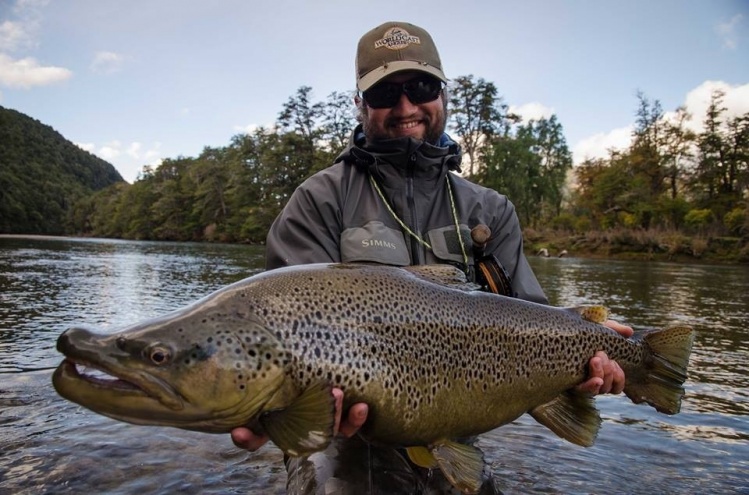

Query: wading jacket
265,126,548,304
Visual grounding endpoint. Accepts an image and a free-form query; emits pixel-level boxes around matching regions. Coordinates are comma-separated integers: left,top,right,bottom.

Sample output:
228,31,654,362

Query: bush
684,209,714,230
574,216,592,233
724,207,747,235
691,237,709,258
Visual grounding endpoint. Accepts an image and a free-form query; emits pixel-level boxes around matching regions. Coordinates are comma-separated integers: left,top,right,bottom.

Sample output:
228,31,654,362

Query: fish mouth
53,328,185,419
56,358,147,393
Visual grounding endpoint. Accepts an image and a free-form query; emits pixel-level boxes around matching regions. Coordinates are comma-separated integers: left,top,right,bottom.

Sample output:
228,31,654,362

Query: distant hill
0,106,124,234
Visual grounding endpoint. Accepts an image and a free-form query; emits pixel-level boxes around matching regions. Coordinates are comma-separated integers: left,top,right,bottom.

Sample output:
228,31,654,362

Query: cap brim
357,61,447,91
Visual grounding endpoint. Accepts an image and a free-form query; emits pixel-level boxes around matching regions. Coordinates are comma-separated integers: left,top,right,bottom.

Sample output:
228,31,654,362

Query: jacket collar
337,124,463,177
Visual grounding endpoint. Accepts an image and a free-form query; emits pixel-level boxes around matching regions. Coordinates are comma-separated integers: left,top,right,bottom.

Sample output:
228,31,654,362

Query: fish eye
147,345,172,366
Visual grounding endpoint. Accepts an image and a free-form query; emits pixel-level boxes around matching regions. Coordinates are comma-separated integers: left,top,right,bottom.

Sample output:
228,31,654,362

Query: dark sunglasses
362,75,443,109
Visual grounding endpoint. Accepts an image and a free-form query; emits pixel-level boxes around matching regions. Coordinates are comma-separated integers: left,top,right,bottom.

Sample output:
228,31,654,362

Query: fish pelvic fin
259,381,335,457
566,305,609,324
431,440,486,495
530,390,601,447
624,325,695,415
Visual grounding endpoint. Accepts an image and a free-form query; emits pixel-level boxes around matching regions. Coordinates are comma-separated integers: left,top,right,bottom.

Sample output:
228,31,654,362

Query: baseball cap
356,21,448,92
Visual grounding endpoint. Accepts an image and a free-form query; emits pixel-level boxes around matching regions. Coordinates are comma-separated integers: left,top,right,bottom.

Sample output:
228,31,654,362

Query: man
232,21,632,493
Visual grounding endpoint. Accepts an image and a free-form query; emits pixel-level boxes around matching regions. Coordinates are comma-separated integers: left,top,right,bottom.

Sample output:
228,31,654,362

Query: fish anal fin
530,390,601,447
431,440,485,495
566,305,609,324
406,446,438,468
259,381,335,457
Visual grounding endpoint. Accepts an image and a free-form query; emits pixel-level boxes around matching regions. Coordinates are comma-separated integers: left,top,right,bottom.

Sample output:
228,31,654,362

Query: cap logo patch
374,27,421,50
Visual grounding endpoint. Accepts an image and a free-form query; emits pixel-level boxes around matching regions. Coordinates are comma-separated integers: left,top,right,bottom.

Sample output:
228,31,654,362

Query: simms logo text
362,238,397,249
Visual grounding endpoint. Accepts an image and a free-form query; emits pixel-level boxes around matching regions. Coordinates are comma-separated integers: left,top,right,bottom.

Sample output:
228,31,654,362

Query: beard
358,97,448,145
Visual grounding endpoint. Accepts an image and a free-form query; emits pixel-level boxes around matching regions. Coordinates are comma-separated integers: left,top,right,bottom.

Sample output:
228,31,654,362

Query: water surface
1,236,747,494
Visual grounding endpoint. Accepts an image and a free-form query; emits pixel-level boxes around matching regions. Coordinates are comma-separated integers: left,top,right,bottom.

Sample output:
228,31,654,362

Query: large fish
53,263,694,493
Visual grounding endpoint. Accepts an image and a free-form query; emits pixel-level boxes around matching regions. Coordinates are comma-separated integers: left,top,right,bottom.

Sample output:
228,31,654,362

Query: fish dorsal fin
565,305,609,324
530,390,601,447
259,381,335,457
403,265,480,292
431,440,485,494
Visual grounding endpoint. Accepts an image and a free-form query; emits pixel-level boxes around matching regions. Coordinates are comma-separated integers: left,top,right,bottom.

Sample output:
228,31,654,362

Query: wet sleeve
265,176,343,270
486,196,549,305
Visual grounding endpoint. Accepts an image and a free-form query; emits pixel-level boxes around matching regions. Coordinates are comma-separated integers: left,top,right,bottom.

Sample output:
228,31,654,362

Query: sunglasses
362,75,443,109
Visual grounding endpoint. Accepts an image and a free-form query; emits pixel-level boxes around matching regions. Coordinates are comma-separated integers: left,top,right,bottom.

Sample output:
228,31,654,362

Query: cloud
0,53,72,88
509,102,555,122
716,14,743,50
90,51,126,74
0,20,29,51
572,126,633,165
76,140,163,182
0,0,48,52
677,80,749,132
0,0,72,89
233,123,261,134
572,80,749,165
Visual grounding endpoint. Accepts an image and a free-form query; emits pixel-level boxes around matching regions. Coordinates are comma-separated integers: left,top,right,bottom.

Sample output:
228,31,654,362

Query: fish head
52,299,292,433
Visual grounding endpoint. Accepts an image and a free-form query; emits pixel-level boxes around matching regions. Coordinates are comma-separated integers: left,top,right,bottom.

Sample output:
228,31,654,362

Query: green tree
448,75,510,177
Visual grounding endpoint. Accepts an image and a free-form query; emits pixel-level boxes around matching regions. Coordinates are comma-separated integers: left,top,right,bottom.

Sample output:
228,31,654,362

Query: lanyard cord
368,174,469,270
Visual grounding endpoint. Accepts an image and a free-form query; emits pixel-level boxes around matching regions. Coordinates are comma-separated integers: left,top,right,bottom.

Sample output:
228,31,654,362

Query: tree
448,75,509,176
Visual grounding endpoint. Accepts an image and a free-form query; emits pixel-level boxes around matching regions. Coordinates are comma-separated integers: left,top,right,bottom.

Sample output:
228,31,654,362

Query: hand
230,387,369,451
575,319,634,396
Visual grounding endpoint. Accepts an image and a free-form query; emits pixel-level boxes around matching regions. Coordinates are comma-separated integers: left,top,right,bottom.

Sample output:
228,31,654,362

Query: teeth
77,364,118,382
73,364,140,391
395,121,420,129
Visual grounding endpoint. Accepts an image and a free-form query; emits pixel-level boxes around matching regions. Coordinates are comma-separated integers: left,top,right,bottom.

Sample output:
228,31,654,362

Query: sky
1,0,748,183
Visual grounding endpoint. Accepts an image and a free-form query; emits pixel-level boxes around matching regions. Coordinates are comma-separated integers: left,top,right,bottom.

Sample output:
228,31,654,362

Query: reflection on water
1,236,748,494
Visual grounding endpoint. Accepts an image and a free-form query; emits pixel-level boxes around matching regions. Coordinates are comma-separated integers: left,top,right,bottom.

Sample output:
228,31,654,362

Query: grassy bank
524,228,749,264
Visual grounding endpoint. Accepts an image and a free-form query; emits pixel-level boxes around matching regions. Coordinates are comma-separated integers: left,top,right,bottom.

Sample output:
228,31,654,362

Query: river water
0,235,747,494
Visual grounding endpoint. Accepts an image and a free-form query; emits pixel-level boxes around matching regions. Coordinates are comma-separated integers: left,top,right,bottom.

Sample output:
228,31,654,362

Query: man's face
359,71,447,144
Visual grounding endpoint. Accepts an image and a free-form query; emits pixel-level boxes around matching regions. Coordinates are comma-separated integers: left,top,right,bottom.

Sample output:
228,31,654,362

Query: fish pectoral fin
406,446,438,468
530,390,601,447
431,440,485,495
565,305,609,324
259,381,335,457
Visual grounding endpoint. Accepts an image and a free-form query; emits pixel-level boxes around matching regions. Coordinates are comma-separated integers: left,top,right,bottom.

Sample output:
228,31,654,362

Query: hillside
0,106,124,234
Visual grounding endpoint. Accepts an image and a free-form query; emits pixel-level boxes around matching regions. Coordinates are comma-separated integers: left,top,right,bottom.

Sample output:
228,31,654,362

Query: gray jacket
265,126,547,304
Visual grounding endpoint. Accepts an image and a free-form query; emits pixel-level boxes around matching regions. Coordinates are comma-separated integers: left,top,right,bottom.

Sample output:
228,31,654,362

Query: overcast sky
1,0,747,183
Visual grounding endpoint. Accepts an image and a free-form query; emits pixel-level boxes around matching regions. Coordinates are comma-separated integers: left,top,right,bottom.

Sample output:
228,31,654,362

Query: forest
0,106,123,234
3,76,748,262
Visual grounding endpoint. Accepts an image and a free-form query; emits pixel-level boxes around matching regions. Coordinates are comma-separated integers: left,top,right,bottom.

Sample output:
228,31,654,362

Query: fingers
231,388,369,452
576,351,626,395
332,388,344,435
339,402,368,438
604,319,634,338
332,387,368,438
231,427,269,451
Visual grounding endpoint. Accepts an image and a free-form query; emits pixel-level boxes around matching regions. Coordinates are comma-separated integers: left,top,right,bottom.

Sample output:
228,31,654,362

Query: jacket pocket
341,221,410,265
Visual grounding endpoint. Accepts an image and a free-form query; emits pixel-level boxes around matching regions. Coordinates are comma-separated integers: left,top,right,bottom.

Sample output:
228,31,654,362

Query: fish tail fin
624,325,695,415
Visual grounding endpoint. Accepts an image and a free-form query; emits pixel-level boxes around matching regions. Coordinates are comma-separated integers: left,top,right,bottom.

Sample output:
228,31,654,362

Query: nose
391,92,418,115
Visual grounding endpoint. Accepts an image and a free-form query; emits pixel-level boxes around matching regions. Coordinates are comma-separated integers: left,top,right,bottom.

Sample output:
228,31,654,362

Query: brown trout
53,263,694,493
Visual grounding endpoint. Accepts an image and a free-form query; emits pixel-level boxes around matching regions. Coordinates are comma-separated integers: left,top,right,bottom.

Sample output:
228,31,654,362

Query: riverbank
524,228,749,264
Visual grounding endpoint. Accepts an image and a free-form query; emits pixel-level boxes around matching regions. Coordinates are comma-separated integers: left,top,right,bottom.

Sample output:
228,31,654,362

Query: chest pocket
427,225,474,265
341,221,410,265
